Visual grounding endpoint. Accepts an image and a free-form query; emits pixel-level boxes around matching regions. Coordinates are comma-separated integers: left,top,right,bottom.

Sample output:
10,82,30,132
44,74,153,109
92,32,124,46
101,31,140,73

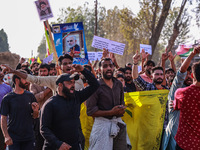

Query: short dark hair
58,54,73,66
23,68,32,74
30,62,39,69
187,66,191,72
39,1,46,7
124,67,132,72
49,63,56,68
116,73,125,79
144,60,155,67
192,62,200,82
165,68,175,74
152,66,164,73
99,58,113,68
117,67,125,73
39,64,50,71
12,70,27,84
125,63,132,67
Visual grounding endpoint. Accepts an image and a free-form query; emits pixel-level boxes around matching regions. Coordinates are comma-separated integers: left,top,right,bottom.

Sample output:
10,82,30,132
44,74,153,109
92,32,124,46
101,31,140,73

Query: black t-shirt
1,91,36,141
41,95,81,149
125,81,136,92
40,68,100,150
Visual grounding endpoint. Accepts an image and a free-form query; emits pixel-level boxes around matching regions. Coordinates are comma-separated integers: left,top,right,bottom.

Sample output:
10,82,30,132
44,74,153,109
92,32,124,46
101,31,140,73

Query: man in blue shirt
161,47,200,150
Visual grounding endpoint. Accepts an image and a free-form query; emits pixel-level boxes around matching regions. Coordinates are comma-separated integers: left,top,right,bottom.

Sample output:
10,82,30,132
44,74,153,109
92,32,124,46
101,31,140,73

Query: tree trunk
149,0,172,59
166,0,187,52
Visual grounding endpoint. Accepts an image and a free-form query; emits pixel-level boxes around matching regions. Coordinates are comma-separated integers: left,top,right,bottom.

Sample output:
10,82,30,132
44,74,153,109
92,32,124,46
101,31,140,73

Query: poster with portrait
34,0,53,21
52,22,88,65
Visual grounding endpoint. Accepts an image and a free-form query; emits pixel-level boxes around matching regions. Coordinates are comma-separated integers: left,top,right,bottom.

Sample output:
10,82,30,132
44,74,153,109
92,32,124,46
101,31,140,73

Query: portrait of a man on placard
39,1,52,16
63,31,84,58
35,0,53,21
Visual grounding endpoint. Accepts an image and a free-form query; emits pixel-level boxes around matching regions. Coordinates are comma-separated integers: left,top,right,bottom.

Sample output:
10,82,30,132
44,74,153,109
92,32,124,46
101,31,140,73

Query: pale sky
0,0,199,58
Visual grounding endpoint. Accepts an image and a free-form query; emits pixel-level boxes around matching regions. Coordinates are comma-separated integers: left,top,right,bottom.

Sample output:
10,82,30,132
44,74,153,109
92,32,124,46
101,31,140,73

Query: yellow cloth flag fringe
80,90,169,150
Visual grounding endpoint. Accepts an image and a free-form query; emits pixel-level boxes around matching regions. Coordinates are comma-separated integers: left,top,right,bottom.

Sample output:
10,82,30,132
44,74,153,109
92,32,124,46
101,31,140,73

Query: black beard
125,77,132,82
184,77,193,86
146,69,151,75
19,81,29,89
153,78,163,84
62,84,75,99
50,72,56,76
103,72,113,80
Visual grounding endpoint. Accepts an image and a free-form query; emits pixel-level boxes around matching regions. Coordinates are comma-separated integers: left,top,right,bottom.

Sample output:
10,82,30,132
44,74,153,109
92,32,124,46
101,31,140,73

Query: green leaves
0,29,9,52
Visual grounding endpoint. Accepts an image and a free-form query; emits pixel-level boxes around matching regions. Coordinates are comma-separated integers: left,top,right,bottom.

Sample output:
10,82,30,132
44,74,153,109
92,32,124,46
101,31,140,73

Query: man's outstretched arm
2,64,27,79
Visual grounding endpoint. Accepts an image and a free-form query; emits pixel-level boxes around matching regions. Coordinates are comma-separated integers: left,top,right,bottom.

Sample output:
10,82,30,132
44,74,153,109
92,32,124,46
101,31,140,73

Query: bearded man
132,51,168,90
87,58,128,150
1,70,39,150
124,67,136,92
40,64,99,150
66,35,80,57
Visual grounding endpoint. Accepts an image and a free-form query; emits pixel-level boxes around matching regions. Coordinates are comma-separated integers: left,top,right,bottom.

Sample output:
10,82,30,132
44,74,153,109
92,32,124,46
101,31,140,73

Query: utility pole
94,0,98,52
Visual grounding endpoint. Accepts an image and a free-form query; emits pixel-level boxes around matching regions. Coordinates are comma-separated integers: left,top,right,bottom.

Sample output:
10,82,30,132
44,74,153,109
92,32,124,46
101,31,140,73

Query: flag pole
45,20,62,75
44,20,61,75
44,20,58,62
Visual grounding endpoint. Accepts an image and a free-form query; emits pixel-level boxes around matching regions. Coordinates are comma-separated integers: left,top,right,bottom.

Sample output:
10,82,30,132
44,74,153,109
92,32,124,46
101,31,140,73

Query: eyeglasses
67,40,73,42
102,64,114,68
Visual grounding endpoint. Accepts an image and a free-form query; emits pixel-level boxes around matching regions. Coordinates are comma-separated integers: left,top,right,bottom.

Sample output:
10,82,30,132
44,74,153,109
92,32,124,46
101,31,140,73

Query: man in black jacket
40,64,99,150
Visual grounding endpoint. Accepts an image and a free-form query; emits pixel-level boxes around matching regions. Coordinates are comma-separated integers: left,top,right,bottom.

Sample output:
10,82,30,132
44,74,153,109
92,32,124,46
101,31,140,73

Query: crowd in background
0,46,200,150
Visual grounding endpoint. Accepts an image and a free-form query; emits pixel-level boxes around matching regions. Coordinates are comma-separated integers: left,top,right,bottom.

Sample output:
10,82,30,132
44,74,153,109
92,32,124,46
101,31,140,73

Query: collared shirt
140,73,152,83
173,85,200,150
86,78,124,119
133,75,167,91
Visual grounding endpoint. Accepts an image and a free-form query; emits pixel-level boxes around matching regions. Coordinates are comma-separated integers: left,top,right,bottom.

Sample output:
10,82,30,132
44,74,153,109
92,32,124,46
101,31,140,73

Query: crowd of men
0,46,200,150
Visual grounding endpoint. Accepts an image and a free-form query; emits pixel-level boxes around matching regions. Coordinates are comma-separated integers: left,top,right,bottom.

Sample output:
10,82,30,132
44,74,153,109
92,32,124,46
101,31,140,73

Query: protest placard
97,52,103,60
52,22,88,65
140,44,152,55
138,66,142,73
43,53,53,64
34,0,53,21
87,52,97,61
92,36,125,55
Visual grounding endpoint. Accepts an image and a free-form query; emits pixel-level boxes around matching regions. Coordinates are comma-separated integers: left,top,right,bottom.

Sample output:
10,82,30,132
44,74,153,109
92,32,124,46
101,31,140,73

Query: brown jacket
30,83,53,108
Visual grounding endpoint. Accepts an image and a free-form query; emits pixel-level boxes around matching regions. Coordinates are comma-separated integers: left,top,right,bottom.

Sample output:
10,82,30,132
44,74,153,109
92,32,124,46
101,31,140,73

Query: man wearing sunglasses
87,58,128,150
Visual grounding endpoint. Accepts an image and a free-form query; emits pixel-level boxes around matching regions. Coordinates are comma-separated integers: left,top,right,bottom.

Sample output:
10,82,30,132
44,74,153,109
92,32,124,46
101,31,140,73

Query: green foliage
37,36,46,59
0,29,9,52
160,7,191,46
39,1,191,67
55,3,97,52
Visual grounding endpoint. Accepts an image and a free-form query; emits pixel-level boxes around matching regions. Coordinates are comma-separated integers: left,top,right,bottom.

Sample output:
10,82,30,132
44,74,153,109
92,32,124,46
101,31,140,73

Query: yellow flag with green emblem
80,90,168,150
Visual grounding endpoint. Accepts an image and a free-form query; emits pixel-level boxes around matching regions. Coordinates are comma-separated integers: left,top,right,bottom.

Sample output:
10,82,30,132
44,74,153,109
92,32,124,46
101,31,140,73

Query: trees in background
0,29,9,52
37,36,46,60
36,1,197,67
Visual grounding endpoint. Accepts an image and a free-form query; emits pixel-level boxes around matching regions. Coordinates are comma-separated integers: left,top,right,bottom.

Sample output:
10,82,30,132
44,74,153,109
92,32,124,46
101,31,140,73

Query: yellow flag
37,57,42,64
80,90,169,150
